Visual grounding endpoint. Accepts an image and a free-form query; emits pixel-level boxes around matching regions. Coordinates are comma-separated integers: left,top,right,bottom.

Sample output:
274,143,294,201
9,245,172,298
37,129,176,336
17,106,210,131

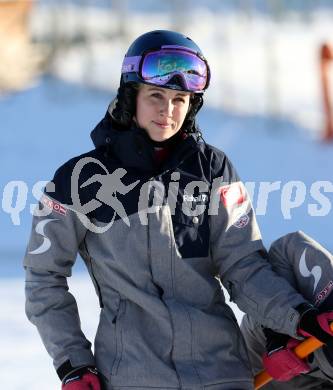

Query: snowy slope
0,275,100,389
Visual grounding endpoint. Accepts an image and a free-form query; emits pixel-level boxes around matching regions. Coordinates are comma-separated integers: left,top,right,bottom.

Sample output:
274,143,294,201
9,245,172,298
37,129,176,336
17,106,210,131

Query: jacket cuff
55,348,95,380
57,360,95,381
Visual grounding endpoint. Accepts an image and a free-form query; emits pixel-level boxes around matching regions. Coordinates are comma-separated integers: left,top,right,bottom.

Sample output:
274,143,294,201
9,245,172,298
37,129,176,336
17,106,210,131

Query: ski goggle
121,45,210,93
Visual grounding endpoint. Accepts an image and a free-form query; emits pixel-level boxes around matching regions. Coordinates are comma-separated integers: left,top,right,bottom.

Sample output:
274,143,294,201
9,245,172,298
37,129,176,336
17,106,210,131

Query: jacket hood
90,110,203,173
90,110,116,149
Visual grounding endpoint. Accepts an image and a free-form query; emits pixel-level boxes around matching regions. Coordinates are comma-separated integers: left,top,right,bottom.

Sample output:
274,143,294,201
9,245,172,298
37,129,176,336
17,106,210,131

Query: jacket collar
90,112,203,174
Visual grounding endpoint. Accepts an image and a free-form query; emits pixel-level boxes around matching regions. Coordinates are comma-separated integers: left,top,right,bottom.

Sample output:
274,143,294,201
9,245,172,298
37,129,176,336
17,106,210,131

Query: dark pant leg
268,230,333,307
241,231,333,388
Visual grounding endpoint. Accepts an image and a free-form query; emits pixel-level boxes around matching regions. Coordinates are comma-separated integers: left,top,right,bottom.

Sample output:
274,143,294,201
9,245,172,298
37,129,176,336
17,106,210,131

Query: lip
153,121,171,129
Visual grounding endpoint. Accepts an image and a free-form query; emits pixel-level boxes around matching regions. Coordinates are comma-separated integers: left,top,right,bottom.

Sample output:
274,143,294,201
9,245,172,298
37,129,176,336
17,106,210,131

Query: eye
150,92,163,99
175,97,186,103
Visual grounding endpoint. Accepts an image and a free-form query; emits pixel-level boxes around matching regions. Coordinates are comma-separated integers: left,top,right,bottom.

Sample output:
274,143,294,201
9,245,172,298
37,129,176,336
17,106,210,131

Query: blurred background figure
1,1,333,388
0,0,43,94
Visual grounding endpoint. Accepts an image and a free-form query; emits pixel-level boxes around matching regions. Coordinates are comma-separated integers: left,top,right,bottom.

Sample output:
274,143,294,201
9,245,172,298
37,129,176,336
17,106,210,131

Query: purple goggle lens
122,47,209,92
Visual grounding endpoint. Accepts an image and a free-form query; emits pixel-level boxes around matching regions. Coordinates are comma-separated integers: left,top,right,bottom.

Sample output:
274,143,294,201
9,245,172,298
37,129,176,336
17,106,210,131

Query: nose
160,99,174,117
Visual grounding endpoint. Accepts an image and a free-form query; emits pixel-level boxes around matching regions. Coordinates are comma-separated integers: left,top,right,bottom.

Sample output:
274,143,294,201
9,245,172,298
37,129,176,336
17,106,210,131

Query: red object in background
320,43,333,141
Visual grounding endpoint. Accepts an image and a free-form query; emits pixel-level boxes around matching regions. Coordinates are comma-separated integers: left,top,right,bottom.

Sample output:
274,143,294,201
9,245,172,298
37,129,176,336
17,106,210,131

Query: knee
269,230,311,258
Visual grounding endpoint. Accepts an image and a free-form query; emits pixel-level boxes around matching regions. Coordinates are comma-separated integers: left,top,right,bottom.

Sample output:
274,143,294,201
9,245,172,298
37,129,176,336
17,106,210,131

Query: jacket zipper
111,299,125,376
147,178,154,278
146,179,182,387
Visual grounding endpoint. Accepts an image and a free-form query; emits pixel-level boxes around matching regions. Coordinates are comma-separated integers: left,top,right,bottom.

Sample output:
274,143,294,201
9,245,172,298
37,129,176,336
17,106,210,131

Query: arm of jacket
209,154,307,338
23,162,95,373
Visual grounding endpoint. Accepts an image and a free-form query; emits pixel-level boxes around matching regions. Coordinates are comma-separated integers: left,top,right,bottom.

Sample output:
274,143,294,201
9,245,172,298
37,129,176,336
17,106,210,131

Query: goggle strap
121,56,141,74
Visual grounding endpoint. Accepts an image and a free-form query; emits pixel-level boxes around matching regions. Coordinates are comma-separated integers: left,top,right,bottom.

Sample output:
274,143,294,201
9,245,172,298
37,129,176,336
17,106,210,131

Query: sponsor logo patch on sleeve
41,195,67,216
233,214,249,228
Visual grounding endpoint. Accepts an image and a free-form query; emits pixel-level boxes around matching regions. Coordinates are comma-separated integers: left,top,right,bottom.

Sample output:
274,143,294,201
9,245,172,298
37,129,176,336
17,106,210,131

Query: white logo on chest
183,194,208,202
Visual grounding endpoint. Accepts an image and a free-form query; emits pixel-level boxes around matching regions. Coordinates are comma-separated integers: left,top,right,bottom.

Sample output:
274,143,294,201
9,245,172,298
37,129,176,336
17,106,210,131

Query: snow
2,3,333,388
0,275,100,389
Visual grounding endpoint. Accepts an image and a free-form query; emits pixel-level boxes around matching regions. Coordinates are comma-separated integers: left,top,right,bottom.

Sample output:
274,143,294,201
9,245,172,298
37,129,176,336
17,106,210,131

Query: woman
24,30,333,390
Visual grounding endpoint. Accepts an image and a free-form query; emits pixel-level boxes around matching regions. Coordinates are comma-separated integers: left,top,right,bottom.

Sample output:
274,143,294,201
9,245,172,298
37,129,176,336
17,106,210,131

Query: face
135,84,191,142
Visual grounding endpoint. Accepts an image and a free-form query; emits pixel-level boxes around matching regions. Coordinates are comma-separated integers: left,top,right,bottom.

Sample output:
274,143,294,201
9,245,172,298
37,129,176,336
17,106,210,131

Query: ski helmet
120,30,210,94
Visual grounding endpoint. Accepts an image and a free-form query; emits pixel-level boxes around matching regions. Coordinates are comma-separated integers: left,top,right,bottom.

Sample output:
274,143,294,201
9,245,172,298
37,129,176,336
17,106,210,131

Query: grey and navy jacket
24,113,307,389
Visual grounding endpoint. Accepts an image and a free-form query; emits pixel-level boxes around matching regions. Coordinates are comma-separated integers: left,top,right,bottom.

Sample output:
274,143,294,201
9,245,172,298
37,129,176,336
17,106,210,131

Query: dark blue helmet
121,30,210,93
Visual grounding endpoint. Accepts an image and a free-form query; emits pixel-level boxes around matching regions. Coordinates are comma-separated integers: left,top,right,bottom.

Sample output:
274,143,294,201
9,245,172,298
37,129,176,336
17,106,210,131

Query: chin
147,130,170,142
157,133,170,141
155,129,180,141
